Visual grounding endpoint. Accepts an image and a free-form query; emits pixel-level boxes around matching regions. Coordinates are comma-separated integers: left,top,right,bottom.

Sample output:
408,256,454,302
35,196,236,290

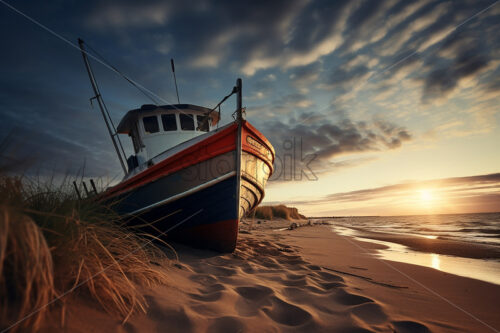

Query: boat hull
101,120,274,252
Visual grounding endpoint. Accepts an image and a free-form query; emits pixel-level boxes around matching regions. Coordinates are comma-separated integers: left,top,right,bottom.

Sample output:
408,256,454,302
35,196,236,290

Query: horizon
1,0,499,216
306,210,500,219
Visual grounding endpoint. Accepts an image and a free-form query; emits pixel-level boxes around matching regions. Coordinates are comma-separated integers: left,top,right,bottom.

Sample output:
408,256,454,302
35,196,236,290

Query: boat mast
235,78,243,221
78,38,127,174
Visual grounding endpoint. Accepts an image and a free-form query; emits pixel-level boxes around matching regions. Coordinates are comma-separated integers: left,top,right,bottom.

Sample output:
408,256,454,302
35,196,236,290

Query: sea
328,212,500,246
321,212,500,285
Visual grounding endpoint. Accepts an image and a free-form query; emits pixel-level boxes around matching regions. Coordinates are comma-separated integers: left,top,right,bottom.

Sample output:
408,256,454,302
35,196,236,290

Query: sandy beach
40,221,500,333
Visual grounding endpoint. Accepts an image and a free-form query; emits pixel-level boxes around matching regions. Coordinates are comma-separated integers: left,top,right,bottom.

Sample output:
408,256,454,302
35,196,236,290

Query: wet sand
42,223,500,333
348,227,500,259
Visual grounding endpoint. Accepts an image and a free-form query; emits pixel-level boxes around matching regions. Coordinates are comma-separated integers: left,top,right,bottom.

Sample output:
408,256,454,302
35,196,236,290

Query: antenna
171,58,180,104
236,78,242,122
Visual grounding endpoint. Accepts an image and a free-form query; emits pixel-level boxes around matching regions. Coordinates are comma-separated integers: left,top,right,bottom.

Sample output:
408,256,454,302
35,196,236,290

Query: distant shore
42,223,500,333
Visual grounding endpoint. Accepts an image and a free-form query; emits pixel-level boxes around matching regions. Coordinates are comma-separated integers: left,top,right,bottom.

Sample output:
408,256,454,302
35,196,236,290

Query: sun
419,189,433,202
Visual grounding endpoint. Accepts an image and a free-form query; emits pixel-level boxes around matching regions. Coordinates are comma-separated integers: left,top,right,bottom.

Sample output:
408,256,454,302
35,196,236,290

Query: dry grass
0,176,169,332
0,207,55,331
253,204,306,220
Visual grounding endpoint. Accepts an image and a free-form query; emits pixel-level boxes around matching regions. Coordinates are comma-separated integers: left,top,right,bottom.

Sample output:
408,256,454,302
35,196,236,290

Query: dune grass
252,204,306,220
0,176,169,332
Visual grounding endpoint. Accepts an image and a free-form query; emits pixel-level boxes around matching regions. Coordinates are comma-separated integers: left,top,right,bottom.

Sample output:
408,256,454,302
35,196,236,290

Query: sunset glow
0,0,498,217
419,189,434,203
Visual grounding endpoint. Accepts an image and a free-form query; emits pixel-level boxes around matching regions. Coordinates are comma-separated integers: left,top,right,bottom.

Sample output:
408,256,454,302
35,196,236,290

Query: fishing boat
78,39,274,252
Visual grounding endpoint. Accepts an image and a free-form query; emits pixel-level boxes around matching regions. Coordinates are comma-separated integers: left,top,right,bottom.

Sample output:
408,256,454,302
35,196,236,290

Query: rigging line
81,41,127,162
83,41,160,105
294,0,499,128
82,39,199,123
199,86,238,130
369,0,499,82
0,0,236,125
208,86,238,115
0,1,188,111
0,0,205,125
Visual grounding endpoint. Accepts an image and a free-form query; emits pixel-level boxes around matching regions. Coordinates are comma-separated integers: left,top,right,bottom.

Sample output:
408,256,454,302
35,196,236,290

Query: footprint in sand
235,285,274,301
234,285,274,316
144,297,193,333
262,296,312,326
332,289,374,306
189,274,218,285
198,283,226,293
206,316,245,333
351,302,388,325
305,284,332,294
392,320,431,333
319,281,346,290
306,264,322,271
188,289,224,302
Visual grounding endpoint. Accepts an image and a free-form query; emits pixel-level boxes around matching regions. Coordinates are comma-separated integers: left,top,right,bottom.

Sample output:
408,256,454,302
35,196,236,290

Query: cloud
339,0,395,53
145,0,355,76
320,64,370,93
280,173,500,215
328,173,500,203
86,2,171,29
375,1,451,57
277,93,315,108
289,62,322,92
262,113,412,181
1,0,499,186
420,36,491,103
248,74,278,100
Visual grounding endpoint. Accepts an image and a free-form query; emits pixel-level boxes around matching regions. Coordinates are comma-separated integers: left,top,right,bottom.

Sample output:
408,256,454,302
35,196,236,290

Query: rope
82,41,161,105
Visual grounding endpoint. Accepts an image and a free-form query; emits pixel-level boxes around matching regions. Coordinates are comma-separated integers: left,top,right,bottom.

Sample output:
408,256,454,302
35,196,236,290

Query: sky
0,0,499,216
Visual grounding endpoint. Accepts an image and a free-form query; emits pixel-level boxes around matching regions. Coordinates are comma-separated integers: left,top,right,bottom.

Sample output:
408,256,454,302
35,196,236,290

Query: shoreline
42,224,500,333
262,217,500,286
327,224,500,286
346,227,500,259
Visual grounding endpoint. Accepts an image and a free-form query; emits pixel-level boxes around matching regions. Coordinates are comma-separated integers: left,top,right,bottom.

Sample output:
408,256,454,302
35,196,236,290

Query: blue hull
113,175,239,251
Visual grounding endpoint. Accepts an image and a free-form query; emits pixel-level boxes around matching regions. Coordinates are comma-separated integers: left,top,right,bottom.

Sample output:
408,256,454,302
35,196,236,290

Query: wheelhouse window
180,113,195,131
143,116,159,134
196,115,209,132
161,114,177,131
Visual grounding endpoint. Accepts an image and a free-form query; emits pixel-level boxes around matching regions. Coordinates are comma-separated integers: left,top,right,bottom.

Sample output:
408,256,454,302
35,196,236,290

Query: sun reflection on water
422,235,438,239
431,253,440,270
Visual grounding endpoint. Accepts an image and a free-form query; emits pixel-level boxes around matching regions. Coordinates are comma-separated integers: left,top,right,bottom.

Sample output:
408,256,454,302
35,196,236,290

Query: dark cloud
0,0,498,183
263,114,412,181
421,32,491,102
289,62,322,89
321,65,370,92
285,0,349,53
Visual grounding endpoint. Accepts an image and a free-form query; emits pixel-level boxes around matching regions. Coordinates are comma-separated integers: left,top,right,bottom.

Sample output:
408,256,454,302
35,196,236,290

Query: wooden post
73,181,82,200
90,179,98,195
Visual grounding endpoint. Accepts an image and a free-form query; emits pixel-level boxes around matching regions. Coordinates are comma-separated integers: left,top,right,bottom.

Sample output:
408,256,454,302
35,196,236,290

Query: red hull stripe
241,120,275,174
102,121,275,200
104,123,238,199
